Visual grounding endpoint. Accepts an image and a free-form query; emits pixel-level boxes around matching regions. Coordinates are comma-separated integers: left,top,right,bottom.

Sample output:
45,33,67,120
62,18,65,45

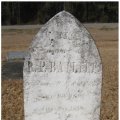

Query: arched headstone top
24,11,101,74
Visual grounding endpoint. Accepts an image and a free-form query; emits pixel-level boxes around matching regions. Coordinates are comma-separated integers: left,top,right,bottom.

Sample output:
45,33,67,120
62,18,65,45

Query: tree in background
1,2,118,25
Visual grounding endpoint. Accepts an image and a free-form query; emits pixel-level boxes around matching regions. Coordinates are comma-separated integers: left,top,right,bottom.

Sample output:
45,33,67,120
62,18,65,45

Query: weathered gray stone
23,11,102,120
7,51,27,61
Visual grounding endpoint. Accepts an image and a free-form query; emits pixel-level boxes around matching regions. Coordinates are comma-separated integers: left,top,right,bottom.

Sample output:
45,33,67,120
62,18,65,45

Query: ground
2,24,118,120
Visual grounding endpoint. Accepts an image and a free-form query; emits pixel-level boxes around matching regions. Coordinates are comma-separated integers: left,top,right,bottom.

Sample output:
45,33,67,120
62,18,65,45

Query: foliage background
2,2,118,25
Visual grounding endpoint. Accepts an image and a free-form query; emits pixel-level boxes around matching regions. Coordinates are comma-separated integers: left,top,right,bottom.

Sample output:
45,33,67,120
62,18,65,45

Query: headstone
23,11,102,120
7,51,27,61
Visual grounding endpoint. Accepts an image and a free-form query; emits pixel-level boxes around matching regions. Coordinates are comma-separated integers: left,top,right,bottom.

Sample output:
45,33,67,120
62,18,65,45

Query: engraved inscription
25,60,101,73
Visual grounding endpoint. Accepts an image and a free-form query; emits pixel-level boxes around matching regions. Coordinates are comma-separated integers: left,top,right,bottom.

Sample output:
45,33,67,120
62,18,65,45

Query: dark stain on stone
51,39,54,41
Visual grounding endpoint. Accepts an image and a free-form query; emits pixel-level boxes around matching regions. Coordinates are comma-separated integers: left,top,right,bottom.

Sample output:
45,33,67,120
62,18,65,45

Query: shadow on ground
2,61,24,80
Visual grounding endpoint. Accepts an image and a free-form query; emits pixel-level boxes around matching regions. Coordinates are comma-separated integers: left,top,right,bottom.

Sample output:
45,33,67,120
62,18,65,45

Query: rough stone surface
23,11,102,120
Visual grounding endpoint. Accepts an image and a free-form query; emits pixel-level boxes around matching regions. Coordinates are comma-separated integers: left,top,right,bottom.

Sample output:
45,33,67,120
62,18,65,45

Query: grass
2,28,39,35
2,25,118,120
100,26,118,31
